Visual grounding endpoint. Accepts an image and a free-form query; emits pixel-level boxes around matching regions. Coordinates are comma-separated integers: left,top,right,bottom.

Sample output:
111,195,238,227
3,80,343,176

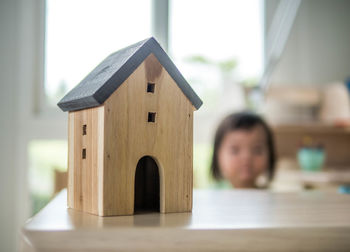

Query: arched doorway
134,156,160,213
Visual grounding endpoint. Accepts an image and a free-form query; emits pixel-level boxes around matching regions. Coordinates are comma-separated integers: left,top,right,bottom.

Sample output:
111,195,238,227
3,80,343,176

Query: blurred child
210,112,275,188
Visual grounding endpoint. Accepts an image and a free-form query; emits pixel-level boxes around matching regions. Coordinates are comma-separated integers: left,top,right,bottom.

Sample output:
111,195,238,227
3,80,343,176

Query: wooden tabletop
21,189,350,252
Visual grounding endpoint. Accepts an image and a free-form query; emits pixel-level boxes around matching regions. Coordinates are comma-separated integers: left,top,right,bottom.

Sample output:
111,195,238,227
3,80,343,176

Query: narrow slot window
82,148,86,159
82,124,87,135
148,112,156,122
147,82,155,93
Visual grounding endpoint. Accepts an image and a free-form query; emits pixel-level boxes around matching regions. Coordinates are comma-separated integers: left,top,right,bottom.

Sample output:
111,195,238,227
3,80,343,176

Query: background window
30,0,152,215
170,0,264,187
29,140,67,214
35,0,264,214
45,0,152,106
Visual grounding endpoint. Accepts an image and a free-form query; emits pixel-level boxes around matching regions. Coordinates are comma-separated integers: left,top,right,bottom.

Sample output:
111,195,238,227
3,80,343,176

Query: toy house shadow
67,207,193,228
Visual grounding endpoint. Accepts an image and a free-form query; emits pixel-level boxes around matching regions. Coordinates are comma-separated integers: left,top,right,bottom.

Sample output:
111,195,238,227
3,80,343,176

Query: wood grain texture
62,38,201,216
102,53,194,215
21,189,350,252
67,53,194,216
68,106,104,215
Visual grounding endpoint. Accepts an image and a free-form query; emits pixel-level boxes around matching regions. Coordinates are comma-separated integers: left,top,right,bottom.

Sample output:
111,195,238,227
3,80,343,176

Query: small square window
82,124,87,135
147,82,155,93
82,148,86,159
148,112,156,122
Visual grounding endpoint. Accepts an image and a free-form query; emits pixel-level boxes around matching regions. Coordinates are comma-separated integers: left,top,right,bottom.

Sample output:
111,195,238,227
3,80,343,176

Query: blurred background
1,0,350,251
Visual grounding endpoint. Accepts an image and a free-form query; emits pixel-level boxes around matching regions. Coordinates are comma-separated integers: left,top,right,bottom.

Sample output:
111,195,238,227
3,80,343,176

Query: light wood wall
102,53,194,216
68,106,104,215
68,53,194,216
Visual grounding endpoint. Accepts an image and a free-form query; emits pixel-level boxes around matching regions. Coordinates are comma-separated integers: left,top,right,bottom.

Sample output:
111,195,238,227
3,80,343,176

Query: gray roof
57,37,203,112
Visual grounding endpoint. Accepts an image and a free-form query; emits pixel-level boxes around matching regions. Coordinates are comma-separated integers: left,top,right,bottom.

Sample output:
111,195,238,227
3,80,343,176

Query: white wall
266,0,350,85
0,0,56,251
0,0,21,251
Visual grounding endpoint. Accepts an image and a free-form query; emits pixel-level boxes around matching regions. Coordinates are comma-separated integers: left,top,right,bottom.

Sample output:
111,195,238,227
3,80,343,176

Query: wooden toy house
58,37,202,216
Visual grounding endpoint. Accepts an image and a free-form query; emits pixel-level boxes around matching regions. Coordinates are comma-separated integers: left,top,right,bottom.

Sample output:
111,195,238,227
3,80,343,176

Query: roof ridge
58,37,202,111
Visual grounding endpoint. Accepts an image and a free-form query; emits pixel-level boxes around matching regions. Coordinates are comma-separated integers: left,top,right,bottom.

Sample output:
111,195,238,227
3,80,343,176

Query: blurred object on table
338,185,350,194
297,136,325,172
346,77,350,93
264,83,350,126
264,84,350,179
54,169,67,196
273,124,350,168
319,82,350,124
271,158,350,193
264,85,321,124
297,146,325,172
270,158,304,192
301,170,350,187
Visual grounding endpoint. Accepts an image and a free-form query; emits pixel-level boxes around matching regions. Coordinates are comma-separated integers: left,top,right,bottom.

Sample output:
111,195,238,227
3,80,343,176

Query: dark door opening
134,156,160,213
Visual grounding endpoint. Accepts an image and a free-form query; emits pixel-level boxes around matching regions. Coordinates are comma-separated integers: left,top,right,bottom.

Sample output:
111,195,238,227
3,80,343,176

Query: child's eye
230,146,240,154
252,146,265,155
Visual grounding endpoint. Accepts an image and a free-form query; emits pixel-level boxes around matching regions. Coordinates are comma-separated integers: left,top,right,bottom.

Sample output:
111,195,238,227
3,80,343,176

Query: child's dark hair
210,111,276,182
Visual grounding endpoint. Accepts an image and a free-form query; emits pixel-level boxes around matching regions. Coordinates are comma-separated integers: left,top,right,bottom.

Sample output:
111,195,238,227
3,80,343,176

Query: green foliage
185,55,213,65
185,55,238,75
29,140,67,215
193,143,215,188
217,59,238,74
31,192,51,215
241,77,259,88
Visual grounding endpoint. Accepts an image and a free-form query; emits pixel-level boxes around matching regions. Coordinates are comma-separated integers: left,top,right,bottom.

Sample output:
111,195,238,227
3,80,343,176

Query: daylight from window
34,0,263,214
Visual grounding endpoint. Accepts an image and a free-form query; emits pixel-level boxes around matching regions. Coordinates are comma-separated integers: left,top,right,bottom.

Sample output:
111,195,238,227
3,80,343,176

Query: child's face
217,125,269,188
